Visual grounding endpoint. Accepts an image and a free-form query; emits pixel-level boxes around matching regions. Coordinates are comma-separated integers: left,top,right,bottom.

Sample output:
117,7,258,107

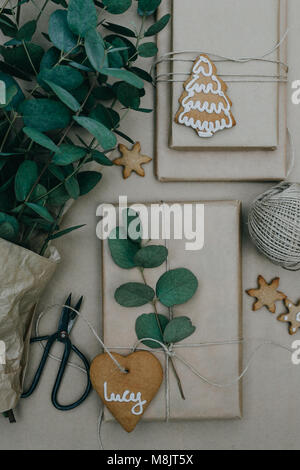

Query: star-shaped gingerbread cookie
278,299,300,335
246,275,286,313
114,142,152,179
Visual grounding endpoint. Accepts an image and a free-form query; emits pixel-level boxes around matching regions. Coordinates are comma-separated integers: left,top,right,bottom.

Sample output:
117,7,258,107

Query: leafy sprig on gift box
108,209,198,399
0,0,170,255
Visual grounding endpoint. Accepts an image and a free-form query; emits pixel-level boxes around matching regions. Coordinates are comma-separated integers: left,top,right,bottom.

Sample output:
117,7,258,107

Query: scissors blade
67,296,83,334
58,293,72,333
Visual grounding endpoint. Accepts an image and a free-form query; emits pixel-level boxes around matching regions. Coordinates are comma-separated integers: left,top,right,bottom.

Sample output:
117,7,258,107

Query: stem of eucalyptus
40,204,64,256
36,0,50,22
139,267,186,400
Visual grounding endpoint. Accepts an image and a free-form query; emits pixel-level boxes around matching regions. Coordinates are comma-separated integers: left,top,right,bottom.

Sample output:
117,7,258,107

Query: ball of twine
248,182,300,271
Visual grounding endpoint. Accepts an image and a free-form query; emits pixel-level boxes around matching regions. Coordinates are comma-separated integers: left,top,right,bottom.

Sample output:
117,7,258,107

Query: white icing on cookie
177,55,235,138
104,381,147,416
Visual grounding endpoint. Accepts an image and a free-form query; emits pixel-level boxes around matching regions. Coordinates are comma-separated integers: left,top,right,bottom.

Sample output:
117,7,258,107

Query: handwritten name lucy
104,381,147,416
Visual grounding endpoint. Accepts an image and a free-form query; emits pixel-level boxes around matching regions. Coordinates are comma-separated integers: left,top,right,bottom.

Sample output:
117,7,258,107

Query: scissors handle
51,339,92,411
21,335,57,399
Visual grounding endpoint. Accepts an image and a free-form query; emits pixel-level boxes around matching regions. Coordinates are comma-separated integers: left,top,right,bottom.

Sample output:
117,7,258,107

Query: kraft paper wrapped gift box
170,0,282,150
102,201,243,423
155,0,288,181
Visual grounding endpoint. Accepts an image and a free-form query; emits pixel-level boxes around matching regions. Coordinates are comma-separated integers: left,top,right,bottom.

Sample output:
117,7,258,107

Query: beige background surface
1,0,300,450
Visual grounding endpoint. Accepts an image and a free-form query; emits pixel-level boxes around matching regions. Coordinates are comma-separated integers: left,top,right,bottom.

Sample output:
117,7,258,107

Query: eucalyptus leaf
92,150,113,166
135,313,169,349
129,66,153,84
1,43,44,75
103,22,136,37
138,0,161,15
0,72,24,110
65,176,80,199
25,202,54,222
48,224,85,240
102,0,132,14
15,160,38,202
53,144,86,165
47,186,70,206
138,42,158,58
16,20,37,41
163,317,196,344
48,10,78,53
20,99,71,132
115,282,155,307
0,213,19,241
134,245,168,268
156,268,198,307
40,47,60,71
116,82,140,109
101,68,144,89
77,171,102,195
108,226,140,269
85,29,106,73
67,0,98,37
44,79,81,112
73,116,117,150
89,103,119,130
23,127,60,153
144,14,171,36
38,65,84,91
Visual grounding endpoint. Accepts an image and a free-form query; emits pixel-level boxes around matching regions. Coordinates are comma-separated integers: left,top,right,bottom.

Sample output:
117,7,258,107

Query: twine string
153,30,289,84
35,304,294,450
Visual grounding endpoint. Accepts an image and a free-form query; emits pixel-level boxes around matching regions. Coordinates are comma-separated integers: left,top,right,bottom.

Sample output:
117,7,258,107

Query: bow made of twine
152,30,289,84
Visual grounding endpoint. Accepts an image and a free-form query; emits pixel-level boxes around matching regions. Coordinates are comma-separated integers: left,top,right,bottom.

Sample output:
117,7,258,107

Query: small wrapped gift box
102,201,243,423
155,0,288,181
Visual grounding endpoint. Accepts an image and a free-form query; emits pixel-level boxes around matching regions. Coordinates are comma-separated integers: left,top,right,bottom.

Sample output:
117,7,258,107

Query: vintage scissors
22,294,92,411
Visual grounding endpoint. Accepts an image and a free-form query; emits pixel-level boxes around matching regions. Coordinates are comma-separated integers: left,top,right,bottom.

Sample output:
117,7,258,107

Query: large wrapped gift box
102,201,243,423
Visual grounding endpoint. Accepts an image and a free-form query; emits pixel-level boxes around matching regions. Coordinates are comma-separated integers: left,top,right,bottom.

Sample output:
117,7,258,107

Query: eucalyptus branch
139,267,186,400
36,0,50,22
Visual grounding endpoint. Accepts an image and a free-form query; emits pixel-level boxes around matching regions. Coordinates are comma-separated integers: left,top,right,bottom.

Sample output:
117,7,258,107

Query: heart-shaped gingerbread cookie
90,351,163,432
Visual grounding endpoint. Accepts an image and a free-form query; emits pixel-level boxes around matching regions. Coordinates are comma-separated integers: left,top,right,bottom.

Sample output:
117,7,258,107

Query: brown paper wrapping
0,239,60,413
102,201,242,423
155,0,288,181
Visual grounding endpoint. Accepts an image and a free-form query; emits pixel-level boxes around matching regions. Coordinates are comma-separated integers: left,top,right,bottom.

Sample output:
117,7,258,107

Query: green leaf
31,184,48,205
40,47,60,71
115,282,155,307
48,224,86,240
47,186,70,206
0,213,19,242
16,20,37,41
134,245,168,268
103,22,136,37
156,268,198,307
89,103,119,130
108,226,140,269
44,80,81,112
84,29,106,72
77,171,102,195
65,176,80,199
38,65,84,91
53,144,86,165
1,43,44,75
48,10,78,53
0,85,17,109
129,66,153,84
20,99,71,132
0,59,32,82
67,0,98,37
144,14,171,36
135,313,169,349
116,82,140,109
101,68,144,89
163,317,196,344
102,0,132,14
73,116,117,150
23,127,60,153
105,34,137,62
0,72,24,110
15,160,38,202
91,150,113,166
25,202,54,223
138,0,161,15
138,42,158,57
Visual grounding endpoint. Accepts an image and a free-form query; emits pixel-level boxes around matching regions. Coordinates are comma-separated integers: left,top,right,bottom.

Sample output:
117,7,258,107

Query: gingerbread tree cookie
278,299,300,335
114,142,152,179
246,275,286,314
175,54,236,138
